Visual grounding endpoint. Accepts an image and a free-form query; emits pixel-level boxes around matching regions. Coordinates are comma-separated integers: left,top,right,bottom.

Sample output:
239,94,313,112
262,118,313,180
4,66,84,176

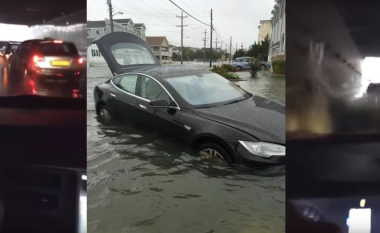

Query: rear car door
134,74,188,139
241,58,250,69
108,74,139,122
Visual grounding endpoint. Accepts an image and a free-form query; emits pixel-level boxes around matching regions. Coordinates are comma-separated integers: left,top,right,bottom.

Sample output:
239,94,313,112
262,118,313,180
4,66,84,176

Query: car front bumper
228,141,285,166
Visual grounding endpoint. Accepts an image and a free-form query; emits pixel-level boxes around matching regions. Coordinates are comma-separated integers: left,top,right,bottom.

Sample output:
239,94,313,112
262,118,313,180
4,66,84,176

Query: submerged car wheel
99,105,112,120
198,142,232,162
260,65,266,70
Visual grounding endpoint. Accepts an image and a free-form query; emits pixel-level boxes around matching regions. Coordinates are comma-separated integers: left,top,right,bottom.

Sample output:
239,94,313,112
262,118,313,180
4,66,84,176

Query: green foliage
221,64,237,72
247,35,270,61
250,58,262,77
233,49,246,60
272,60,286,74
172,52,180,61
210,65,240,79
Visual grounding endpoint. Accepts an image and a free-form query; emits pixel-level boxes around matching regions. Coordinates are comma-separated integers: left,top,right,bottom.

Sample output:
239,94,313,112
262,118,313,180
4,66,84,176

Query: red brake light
33,55,44,62
77,57,84,64
54,40,63,44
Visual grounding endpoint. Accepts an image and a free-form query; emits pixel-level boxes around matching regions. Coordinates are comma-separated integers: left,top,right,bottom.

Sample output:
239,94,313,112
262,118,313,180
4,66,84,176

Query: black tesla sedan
93,32,285,166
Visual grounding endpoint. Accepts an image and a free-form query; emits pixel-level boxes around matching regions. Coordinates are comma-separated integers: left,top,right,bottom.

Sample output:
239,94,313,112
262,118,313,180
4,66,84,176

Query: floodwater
87,62,285,233
0,57,86,98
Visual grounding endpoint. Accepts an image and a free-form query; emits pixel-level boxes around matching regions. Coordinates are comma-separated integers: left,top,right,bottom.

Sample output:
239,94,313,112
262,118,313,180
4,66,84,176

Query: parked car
9,38,84,84
233,56,271,71
1,41,20,60
93,32,285,166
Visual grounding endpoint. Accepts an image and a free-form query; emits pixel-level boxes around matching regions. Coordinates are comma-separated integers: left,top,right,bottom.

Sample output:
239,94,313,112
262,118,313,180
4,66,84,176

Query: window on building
87,29,90,37
91,49,95,57
96,29,100,35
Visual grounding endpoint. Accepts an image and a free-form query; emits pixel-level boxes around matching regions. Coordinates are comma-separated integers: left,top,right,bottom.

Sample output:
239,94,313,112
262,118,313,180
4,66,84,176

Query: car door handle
139,104,147,109
110,93,116,98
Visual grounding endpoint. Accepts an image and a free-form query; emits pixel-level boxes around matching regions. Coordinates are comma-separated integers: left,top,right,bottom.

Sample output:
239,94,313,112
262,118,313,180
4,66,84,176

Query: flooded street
0,57,86,98
87,62,285,233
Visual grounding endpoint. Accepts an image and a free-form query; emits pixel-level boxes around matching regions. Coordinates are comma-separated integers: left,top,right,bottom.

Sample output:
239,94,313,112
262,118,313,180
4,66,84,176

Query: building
146,36,171,64
258,20,272,43
86,18,147,66
87,18,146,41
268,0,286,61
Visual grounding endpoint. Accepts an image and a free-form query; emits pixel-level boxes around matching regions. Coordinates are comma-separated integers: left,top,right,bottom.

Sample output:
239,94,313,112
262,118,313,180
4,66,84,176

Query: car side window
242,58,249,62
139,75,171,104
116,74,138,94
235,59,241,62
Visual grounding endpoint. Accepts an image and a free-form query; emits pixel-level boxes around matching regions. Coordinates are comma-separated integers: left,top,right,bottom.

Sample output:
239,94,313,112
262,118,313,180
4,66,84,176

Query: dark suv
9,38,84,84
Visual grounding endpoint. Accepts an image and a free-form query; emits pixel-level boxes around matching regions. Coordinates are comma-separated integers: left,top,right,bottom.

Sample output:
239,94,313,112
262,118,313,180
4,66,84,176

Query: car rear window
38,42,79,56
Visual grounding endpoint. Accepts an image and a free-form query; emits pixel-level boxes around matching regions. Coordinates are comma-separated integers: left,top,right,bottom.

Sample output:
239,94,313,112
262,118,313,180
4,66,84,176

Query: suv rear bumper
33,68,81,79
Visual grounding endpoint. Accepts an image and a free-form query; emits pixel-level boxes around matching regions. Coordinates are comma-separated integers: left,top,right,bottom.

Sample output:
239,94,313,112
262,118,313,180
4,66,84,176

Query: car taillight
33,55,45,63
77,57,84,64
54,40,63,44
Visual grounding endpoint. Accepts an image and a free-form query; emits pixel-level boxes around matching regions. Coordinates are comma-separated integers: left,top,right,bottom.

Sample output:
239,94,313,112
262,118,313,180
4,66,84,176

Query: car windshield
38,42,78,56
165,73,250,106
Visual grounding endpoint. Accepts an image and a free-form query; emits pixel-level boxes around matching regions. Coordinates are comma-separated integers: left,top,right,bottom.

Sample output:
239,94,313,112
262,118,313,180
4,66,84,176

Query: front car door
108,74,139,122
134,74,188,140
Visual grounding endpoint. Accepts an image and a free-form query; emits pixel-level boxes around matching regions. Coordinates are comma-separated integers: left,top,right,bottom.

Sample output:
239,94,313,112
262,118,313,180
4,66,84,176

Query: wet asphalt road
87,62,285,233
0,57,86,98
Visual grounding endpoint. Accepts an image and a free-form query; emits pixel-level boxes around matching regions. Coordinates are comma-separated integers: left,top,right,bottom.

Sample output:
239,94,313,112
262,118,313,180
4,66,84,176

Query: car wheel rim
261,66,265,70
200,148,225,160
100,109,111,119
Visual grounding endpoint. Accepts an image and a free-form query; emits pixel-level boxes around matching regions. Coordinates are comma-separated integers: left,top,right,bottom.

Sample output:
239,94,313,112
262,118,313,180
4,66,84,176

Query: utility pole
229,36,232,63
203,29,208,63
236,43,237,52
176,11,188,64
209,9,213,68
108,0,114,32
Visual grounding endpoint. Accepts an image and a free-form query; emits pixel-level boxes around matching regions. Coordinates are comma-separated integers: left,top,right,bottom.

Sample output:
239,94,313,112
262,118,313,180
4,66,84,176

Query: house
146,36,171,64
87,18,146,41
268,0,286,61
171,46,181,55
258,20,272,43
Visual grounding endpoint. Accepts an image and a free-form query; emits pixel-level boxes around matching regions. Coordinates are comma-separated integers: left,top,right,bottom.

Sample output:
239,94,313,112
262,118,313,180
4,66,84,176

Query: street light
113,12,123,17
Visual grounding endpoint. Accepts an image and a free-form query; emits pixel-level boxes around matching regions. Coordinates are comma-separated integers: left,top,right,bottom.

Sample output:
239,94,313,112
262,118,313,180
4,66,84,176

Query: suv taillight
77,57,84,64
33,55,45,62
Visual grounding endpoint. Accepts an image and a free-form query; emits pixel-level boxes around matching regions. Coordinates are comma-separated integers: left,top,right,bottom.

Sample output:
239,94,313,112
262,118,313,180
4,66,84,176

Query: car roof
129,65,211,80
236,57,252,59
22,39,74,45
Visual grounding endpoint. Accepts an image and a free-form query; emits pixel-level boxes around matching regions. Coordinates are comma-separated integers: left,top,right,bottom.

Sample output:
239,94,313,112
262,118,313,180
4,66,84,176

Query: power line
168,0,210,26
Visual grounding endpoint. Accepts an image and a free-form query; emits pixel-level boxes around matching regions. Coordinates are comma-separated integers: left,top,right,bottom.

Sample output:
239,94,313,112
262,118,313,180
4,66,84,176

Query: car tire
98,105,112,120
198,142,233,163
237,66,242,71
260,65,266,70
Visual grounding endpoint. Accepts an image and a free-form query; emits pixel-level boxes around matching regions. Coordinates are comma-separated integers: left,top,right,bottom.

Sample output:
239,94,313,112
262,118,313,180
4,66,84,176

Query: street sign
222,55,225,59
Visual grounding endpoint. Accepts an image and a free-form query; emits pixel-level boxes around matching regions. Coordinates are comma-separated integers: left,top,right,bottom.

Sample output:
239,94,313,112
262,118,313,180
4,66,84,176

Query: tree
233,49,246,60
247,35,270,61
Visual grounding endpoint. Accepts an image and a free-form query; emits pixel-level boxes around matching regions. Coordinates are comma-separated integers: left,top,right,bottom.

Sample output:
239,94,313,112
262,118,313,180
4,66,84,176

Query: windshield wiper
224,98,245,105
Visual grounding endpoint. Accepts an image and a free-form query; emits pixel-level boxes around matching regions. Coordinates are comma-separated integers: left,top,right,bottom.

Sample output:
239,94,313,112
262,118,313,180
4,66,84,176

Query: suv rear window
38,42,79,56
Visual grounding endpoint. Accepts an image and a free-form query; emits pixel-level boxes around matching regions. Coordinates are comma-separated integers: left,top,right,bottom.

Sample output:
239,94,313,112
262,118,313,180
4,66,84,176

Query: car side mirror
149,99,170,108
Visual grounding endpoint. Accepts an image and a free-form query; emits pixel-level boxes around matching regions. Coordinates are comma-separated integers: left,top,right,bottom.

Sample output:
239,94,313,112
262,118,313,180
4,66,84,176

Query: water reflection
0,57,84,98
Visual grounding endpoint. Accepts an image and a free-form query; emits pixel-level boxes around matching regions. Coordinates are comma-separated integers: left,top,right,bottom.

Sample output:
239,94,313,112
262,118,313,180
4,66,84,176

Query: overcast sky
87,0,275,52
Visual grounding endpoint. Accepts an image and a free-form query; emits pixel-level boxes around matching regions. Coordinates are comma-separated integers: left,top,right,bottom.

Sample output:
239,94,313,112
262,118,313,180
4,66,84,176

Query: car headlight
238,141,285,157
